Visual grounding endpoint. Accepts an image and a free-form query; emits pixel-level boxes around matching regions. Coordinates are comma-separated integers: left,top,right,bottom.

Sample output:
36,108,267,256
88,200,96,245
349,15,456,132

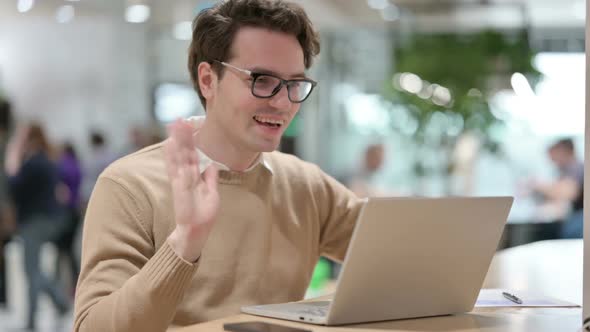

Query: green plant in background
306,257,331,298
385,30,541,193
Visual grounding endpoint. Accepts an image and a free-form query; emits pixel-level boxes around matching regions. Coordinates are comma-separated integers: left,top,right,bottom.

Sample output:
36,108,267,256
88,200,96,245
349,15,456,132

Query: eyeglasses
214,60,317,103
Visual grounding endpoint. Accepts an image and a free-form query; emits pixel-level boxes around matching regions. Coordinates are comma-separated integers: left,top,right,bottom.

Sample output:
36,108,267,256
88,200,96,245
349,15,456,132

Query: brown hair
188,0,320,107
26,123,52,156
550,138,575,153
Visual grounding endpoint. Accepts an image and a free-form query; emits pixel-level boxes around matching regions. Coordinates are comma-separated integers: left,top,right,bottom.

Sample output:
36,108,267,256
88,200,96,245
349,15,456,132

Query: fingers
170,119,196,150
165,119,220,230
165,119,201,180
168,148,198,195
179,164,196,190
164,137,178,179
202,164,219,193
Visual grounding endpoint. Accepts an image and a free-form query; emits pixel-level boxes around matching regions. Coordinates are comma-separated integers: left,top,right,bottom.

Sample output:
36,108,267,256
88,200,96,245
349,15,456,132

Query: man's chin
260,143,280,152
252,140,281,153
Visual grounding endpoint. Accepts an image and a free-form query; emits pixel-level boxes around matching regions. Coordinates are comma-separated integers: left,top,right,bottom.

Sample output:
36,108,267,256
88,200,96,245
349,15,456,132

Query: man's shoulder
265,150,321,175
100,141,167,189
264,151,333,188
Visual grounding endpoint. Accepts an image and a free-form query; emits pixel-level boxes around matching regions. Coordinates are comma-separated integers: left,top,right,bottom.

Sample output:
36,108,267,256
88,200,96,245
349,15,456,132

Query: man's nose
268,84,292,110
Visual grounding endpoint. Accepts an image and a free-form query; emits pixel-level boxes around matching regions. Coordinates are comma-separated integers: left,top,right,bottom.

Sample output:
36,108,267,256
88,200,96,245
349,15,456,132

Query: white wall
0,17,150,157
153,35,191,84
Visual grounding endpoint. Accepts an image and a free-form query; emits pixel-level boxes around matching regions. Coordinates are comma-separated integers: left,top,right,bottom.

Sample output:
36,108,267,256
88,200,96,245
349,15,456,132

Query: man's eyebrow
250,67,306,79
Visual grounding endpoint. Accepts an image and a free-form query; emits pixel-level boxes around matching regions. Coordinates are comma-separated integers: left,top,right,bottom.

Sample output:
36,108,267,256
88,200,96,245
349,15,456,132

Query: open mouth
253,115,284,128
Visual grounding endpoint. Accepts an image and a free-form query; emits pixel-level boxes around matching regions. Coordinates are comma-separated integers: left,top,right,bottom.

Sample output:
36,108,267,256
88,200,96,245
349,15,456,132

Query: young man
73,1,363,331
532,138,584,238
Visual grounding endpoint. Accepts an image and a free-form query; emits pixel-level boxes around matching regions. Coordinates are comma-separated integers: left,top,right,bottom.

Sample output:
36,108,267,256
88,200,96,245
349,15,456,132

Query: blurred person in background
122,125,165,156
0,99,15,307
5,123,69,330
55,141,83,296
74,0,364,331
347,143,396,197
117,126,147,157
128,126,149,152
81,130,118,206
531,138,583,239
145,125,165,147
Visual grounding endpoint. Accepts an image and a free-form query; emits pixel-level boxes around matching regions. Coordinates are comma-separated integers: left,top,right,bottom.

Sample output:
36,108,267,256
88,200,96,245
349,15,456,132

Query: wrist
167,226,205,263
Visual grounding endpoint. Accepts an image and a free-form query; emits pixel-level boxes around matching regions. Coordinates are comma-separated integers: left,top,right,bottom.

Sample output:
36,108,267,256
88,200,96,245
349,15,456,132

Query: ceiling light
381,4,400,22
367,0,389,11
17,0,34,13
126,4,150,23
56,5,75,23
173,21,193,40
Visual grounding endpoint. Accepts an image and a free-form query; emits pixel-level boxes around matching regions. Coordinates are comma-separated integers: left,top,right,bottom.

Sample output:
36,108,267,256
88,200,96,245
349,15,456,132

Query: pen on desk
502,292,523,304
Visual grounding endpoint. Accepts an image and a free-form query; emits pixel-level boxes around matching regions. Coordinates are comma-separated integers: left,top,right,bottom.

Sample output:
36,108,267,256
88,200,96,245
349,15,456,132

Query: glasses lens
252,75,282,97
252,75,314,102
287,81,313,102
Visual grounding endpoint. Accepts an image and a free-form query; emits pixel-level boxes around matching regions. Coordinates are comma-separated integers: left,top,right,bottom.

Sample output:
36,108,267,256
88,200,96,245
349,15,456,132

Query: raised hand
165,119,219,262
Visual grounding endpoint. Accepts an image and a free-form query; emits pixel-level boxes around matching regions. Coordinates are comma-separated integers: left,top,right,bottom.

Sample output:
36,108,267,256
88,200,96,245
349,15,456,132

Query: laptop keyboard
287,301,330,317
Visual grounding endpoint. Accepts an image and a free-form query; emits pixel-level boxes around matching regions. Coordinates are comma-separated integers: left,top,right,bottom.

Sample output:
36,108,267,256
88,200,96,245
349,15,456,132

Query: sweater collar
186,116,274,175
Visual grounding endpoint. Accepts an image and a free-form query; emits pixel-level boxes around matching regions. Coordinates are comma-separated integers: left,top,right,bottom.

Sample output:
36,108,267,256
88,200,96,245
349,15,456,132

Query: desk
483,239,583,305
175,240,583,332
174,307,581,331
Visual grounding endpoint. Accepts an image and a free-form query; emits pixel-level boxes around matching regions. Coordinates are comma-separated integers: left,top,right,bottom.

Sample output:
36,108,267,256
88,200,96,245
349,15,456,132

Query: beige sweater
73,142,363,332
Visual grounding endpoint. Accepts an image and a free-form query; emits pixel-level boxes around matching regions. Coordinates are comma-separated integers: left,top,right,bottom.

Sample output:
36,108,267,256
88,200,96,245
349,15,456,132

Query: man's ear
198,61,218,101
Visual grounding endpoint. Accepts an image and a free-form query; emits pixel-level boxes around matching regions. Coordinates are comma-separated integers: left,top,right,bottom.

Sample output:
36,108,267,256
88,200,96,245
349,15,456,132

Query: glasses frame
214,60,317,103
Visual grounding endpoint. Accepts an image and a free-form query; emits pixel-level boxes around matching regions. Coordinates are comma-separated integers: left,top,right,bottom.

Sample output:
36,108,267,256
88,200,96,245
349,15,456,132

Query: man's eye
257,76,273,84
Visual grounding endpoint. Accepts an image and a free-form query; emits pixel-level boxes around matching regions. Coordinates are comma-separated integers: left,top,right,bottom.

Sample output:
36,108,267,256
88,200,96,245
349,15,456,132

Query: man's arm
534,177,580,202
4,125,28,177
315,166,365,262
74,119,219,332
164,119,219,262
73,176,197,332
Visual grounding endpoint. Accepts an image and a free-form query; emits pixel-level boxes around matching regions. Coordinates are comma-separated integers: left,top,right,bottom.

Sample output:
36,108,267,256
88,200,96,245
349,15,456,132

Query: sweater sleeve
74,176,197,332
315,166,364,262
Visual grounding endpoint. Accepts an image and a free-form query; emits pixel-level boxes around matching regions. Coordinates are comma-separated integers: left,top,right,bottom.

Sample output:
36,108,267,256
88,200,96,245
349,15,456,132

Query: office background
0,0,585,330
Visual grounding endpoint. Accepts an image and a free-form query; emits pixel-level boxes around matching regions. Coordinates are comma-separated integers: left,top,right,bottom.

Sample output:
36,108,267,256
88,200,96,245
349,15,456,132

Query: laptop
242,196,513,325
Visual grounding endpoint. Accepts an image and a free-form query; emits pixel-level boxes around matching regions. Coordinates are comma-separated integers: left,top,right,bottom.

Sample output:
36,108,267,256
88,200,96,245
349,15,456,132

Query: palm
164,120,219,237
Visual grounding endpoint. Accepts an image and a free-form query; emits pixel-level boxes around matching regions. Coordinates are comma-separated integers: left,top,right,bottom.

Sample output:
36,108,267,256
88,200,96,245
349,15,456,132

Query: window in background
492,52,585,136
153,83,203,123
476,52,585,222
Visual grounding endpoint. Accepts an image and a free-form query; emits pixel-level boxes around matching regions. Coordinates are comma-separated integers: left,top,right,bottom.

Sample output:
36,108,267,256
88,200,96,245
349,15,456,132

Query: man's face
366,145,385,172
207,27,306,153
548,147,571,169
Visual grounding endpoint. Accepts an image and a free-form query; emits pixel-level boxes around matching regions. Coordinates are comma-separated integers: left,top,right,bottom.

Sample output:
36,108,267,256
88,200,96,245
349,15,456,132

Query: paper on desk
475,289,580,307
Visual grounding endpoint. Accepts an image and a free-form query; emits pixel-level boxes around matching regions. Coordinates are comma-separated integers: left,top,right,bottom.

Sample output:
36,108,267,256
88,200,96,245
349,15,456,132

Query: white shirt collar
186,116,273,174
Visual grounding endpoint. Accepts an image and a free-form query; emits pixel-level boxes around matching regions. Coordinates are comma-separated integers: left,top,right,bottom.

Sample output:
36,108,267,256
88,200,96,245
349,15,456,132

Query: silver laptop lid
327,196,513,325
